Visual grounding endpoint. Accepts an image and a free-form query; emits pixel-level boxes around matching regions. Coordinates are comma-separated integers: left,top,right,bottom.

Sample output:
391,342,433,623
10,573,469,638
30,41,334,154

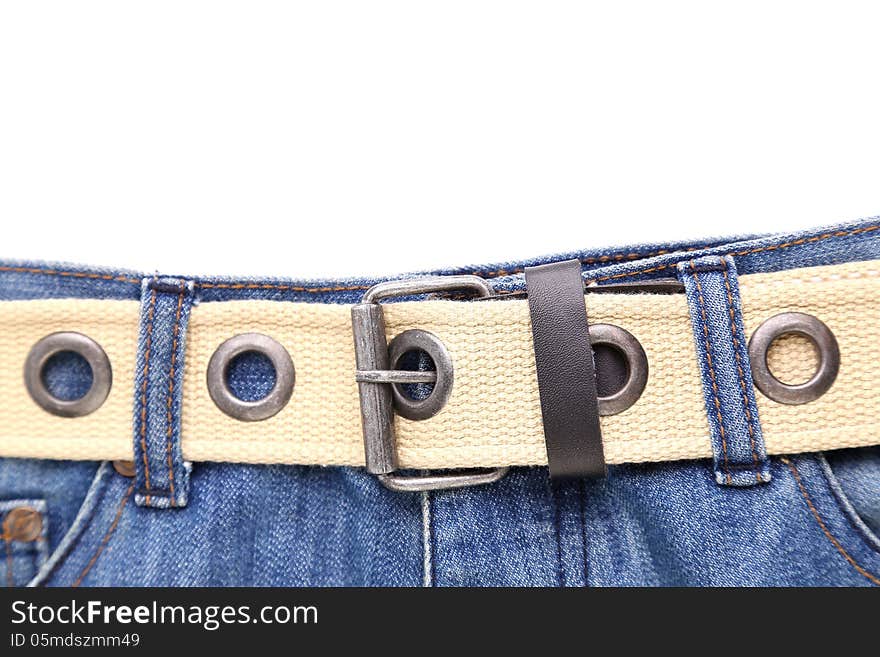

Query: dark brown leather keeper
524,259,606,479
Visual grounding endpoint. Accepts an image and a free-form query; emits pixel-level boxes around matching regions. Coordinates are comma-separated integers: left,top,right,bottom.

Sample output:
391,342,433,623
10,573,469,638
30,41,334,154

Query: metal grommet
207,333,295,421
590,324,649,416
748,312,839,405
24,332,112,418
387,329,453,421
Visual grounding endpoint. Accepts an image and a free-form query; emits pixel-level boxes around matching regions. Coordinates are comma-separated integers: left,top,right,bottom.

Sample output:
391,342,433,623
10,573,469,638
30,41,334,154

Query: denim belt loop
677,255,771,486
132,276,197,508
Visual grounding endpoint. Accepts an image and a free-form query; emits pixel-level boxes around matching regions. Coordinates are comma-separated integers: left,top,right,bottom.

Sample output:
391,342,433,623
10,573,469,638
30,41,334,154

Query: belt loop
133,276,197,508
525,259,606,479
677,256,771,486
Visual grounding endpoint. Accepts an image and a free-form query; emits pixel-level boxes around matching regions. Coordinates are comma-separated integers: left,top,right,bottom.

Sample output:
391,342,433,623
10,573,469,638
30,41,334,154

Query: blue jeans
2,218,879,586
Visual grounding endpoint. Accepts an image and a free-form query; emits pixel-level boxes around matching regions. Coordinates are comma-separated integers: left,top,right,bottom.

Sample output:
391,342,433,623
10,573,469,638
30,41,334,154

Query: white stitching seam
421,491,433,587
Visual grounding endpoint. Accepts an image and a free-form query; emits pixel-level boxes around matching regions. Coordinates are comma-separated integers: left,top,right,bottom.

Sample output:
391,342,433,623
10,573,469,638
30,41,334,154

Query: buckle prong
351,275,508,492
354,370,438,384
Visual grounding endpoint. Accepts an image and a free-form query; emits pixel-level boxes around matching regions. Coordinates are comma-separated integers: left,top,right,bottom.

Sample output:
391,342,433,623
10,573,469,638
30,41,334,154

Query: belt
0,256,878,491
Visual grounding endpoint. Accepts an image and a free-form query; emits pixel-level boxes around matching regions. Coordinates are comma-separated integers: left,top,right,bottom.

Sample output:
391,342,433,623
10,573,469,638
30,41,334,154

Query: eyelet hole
206,333,295,422
590,323,649,416
748,312,839,405
386,329,453,421
766,333,820,386
25,332,113,417
394,348,436,401
593,343,630,398
225,350,277,402
40,350,94,401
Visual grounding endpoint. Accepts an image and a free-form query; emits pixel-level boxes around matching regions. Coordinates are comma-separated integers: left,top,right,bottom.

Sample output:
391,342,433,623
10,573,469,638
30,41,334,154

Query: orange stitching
139,289,157,506
590,263,673,283
196,248,707,293
720,260,763,482
3,224,877,294
197,282,370,292
730,225,880,257
589,224,880,284
0,267,370,293
690,261,732,484
0,265,140,285
781,457,880,586
164,286,185,507
194,248,690,291
72,483,134,588
3,530,12,588
468,247,679,278
0,246,683,292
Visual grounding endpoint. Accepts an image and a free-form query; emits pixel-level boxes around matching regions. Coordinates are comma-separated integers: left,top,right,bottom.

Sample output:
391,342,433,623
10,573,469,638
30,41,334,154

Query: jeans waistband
0,217,878,506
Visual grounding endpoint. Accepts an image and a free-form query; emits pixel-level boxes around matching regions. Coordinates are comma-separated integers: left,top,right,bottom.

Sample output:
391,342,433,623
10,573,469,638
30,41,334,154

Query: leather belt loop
525,259,606,479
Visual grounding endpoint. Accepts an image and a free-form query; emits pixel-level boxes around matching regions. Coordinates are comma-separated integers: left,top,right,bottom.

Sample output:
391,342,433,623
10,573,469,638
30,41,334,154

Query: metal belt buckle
351,275,509,492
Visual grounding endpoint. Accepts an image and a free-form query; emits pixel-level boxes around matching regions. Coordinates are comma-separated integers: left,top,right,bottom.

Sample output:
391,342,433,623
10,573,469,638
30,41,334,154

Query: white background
1,2,878,279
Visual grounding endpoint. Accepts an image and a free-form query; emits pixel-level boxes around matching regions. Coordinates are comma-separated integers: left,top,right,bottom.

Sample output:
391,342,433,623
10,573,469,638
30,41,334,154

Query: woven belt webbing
0,259,878,468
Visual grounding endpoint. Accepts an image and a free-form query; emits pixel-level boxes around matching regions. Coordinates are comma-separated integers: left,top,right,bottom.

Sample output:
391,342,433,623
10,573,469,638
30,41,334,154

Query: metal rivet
387,330,453,421
207,333,295,421
3,507,43,542
113,460,136,478
748,312,839,405
590,324,649,416
24,332,112,418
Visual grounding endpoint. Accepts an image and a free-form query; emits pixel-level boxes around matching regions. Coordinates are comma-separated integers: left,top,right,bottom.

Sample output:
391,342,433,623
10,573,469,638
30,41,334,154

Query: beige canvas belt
0,258,878,475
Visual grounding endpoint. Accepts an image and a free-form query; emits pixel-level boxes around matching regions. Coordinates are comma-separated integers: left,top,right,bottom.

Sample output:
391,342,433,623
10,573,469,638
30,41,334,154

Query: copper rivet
3,507,43,542
113,460,136,478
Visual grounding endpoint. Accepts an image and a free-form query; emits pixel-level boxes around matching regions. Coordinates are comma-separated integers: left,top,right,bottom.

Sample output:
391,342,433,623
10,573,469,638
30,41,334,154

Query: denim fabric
29,463,424,587
677,256,770,486
226,351,277,402
825,447,880,536
41,351,93,401
1,216,879,586
132,277,196,509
